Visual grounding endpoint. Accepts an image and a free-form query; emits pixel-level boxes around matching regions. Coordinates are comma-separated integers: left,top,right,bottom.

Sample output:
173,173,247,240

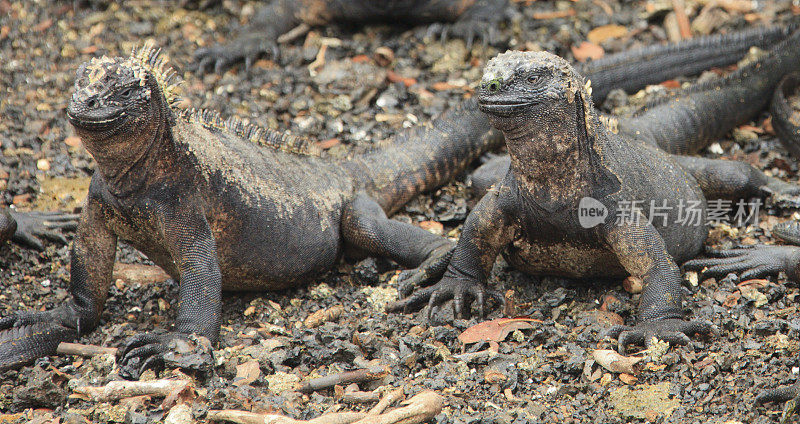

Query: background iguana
0,209,78,251
194,0,510,73
390,29,800,351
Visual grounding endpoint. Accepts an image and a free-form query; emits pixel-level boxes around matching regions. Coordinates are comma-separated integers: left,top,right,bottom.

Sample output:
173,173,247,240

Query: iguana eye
485,80,501,93
527,74,541,84
120,87,134,99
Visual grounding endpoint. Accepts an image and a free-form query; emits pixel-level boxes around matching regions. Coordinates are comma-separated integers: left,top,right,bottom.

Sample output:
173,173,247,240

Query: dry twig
57,342,118,357
299,364,389,393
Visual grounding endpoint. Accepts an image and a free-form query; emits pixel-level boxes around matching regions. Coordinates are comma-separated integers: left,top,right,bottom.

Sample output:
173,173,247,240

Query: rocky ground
2,0,800,422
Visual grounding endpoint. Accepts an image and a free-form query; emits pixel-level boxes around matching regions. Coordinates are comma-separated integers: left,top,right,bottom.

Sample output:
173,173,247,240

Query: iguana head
477,50,592,128
67,42,179,147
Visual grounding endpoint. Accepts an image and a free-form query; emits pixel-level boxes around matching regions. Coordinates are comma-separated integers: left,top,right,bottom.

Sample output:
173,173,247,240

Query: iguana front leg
0,194,116,370
118,197,221,379
387,185,516,318
602,211,716,351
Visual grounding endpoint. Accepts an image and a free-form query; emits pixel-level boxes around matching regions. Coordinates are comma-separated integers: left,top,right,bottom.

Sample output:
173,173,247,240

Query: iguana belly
503,238,627,279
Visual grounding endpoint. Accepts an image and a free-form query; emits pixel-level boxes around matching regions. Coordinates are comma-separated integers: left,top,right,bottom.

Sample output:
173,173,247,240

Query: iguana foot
763,177,800,208
0,308,79,370
8,210,79,250
774,220,800,245
605,318,716,353
118,332,214,380
757,383,800,424
395,244,454,298
683,245,800,280
194,33,279,74
424,20,500,49
387,275,499,320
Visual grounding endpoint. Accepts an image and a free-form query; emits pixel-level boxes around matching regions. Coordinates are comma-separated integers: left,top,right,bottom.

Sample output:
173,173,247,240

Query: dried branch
299,364,389,393
57,342,118,357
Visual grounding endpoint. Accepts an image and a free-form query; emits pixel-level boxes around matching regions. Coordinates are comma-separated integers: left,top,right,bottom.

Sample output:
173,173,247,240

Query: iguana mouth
477,100,531,116
66,104,126,131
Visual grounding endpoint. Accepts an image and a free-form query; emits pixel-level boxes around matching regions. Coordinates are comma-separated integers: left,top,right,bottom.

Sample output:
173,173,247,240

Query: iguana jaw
66,104,127,132
477,96,534,117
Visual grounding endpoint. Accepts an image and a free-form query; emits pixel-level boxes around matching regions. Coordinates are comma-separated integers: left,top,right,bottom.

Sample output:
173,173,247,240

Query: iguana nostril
87,99,97,108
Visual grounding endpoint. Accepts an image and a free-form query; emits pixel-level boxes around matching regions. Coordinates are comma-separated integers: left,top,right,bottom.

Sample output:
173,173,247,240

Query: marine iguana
390,28,800,350
0,209,78,250
195,0,509,73
0,43,503,376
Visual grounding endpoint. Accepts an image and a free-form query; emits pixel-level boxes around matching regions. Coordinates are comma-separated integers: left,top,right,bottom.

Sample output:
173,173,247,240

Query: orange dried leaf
458,318,539,344
571,42,604,62
386,70,417,87
587,25,628,44
317,138,340,149
431,82,461,91
660,79,681,89
233,360,261,387
419,220,443,234
532,8,576,20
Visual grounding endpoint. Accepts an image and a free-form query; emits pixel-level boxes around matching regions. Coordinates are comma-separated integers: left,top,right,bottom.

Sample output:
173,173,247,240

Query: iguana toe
606,318,716,353
119,332,213,380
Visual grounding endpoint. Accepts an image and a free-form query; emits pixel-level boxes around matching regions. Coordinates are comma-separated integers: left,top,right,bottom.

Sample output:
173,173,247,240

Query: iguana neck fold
494,92,608,205
85,101,176,198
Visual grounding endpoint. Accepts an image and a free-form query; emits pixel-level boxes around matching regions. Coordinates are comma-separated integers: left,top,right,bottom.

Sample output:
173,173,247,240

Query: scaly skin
580,21,799,102
391,43,800,352
0,43,503,377
195,0,509,73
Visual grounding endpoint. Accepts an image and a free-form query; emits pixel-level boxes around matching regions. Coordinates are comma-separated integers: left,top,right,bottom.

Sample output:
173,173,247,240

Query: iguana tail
621,28,800,154
346,98,503,214
581,20,799,102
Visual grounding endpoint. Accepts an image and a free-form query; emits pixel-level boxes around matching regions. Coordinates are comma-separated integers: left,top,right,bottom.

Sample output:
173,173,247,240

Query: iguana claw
119,332,213,380
604,318,717,353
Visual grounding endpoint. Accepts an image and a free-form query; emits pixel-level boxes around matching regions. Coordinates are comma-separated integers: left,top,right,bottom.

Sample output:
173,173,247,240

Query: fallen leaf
419,220,443,235
723,292,741,308
619,373,638,384
387,70,417,87
484,369,507,384
233,360,261,387
458,318,540,344
587,25,628,44
571,42,604,62
317,138,340,149
532,8,576,19
304,305,344,328
660,79,681,89
593,349,642,374
431,82,462,91
592,309,624,326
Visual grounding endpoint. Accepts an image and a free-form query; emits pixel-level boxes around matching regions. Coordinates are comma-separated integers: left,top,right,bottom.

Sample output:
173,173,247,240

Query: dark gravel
2,1,800,422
